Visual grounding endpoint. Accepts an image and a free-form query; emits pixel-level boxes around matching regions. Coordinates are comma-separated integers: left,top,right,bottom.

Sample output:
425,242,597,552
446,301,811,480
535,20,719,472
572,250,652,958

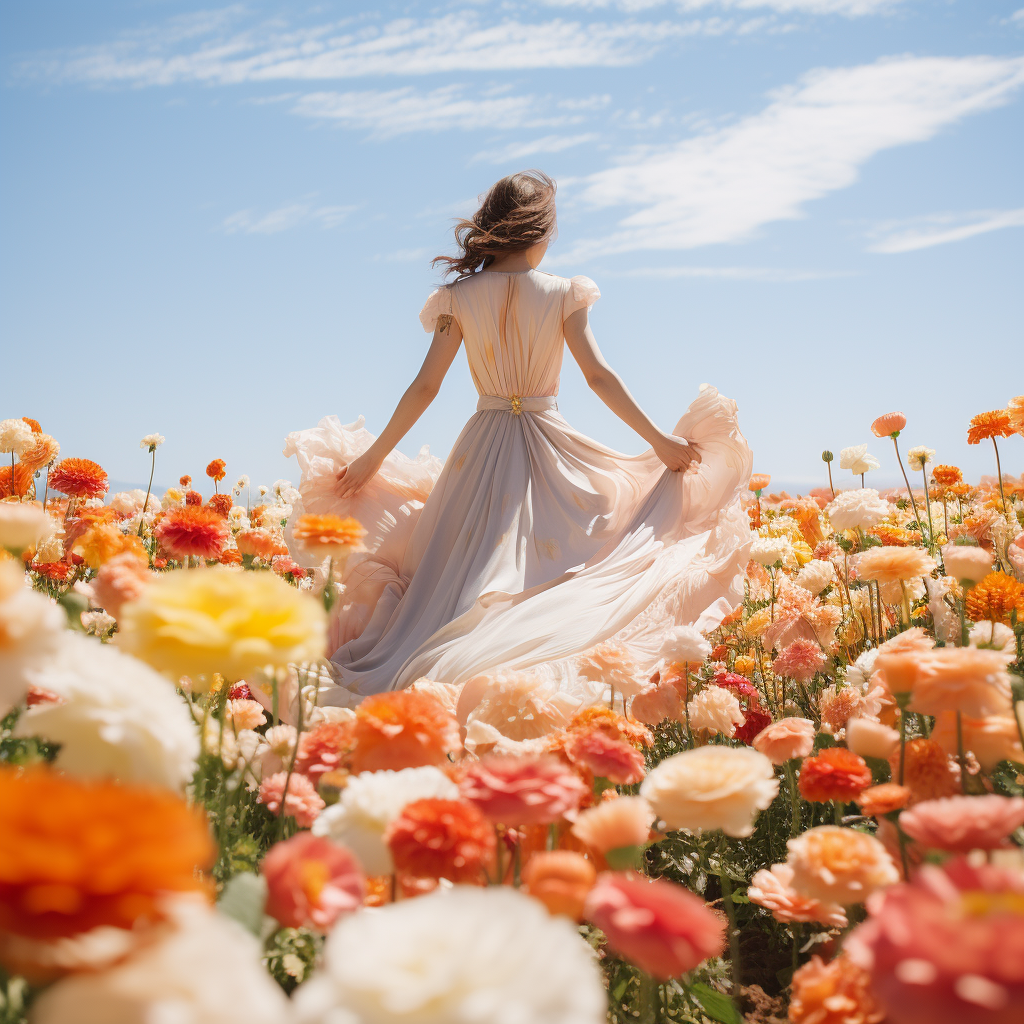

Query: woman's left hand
334,452,381,498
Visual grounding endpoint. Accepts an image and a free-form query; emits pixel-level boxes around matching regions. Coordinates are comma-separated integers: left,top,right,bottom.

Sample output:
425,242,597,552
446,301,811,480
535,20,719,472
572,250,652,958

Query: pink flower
898,795,1024,853
90,552,151,619
226,698,267,731
871,412,907,438
458,755,588,826
583,872,725,980
258,772,325,828
772,639,827,682
294,721,354,780
564,727,646,785
846,858,1024,1024
748,863,847,928
262,832,364,932
751,717,816,765
631,681,682,726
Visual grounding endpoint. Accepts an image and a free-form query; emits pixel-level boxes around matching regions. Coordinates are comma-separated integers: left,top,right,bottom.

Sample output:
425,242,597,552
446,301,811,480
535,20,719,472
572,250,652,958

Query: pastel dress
283,270,753,706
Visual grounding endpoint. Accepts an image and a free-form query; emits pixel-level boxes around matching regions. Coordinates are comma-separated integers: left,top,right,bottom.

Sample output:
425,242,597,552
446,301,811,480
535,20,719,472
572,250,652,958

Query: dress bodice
420,270,600,400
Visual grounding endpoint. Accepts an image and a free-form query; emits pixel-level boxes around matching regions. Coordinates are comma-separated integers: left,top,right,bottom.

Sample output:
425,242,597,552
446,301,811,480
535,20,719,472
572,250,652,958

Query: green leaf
216,871,267,936
687,981,744,1024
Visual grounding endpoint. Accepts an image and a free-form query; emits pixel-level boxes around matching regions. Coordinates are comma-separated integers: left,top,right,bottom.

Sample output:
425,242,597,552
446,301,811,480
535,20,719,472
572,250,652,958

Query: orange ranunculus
966,572,1024,626
931,464,962,487
789,954,884,1024
206,493,233,518
48,458,108,500
19,434,60,474
870,411,906,439
857,783,911,817
349,690,462,774
291,514,367,561
179,475,192,488
749,474,771,492
967,410,1013,445
153,506,230,562
21,418,42,433
798,748,873,803
568,706,653,748
0,767,213,943
72,523,147,570
235,528,287,560
522,851,596,921
218,547,243,565
889,737,960,804
868,524,922,547
205,459,226,482
385,798,495,885
0,464,34,499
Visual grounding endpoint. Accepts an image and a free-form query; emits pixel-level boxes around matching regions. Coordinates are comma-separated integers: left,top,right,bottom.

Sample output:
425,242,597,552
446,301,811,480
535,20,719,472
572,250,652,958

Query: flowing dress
284,270,753,707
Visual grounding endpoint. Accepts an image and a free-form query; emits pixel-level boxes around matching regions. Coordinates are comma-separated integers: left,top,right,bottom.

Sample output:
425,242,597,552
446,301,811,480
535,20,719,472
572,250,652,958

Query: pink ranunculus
584,872,725,980
262,832,365,933
898,795,1024,853
846,858,1024,1024
747,862,847,928
565,727,646,785
257,771,325,828
772,639,827,682
751,717,816,765
458,754,588,826
90,552,152,619
631,681,682,727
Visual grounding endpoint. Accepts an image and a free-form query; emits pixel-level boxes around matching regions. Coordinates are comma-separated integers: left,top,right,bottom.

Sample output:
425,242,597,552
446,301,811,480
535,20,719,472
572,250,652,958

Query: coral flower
772,638,827,682
385,798,495,885
294,721,355,780
932,464,963,487
459,755,588,826
522,851,596,921
857,783,911,817
569,706,652,748
931,710,1024,773
0,464,34,499
786,826,898,905
48,458,108,500
154,506,230,562
747,863,848,928
0,766,213,942
898,795,1024,853
1007,394,1024,435
631,680,682,726
888,738,960,803
583,872,725,980
871,411,906,438
907,648,1013,719
349,690,461,774
789,954,884,1024
258,772,324,828
748,473,771,491
19,434,60,474
752,717,816,765
966,572,1024,626
292,513,367,561
799,748,873,802
205,459,226,482
967,410,1014,444
565,726,646,785
262,833,364,933
571,796,656,854
855,545,937,584
235,528,287,560
205,493,233,518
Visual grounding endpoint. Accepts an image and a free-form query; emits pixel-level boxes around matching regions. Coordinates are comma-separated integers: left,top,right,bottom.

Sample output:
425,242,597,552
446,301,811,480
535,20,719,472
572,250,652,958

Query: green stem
717,836,741,995
784,761,801,837
891,436,924,531
992,437,1007,515
138,448,156,536
956,710,967,794
921,466,937,557
276,666,305,840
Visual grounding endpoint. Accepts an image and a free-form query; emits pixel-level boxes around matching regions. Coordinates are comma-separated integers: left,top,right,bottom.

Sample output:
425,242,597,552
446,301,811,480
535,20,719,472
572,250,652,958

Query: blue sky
2,1,1022,495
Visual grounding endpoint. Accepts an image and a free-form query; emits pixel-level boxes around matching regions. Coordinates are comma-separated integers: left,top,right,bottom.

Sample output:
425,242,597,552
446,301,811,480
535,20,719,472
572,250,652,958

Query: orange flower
1008,395,1024,435
206,493,233,518
184,489,203,506
789,954,885,1024
965,572,1024,626
564,726,646,785
236,529,288,560
749,474,771,492
294,720,355,780
967,410,1013,444
568,705,653,748
205,459,226,482
855,545,936,584
931,464,962,487
48,458,108,500
153,506,229,562
19,434,60,473
179,475,191,488
349,690,461,773
857,783,911,817
571,796,655,854
0,464,33,499
21,418,42,433
889,737,960,803
0,767,213,943
292,513,367,561
868,523,921,547
871,411,906,438
72,523,147,570
521,851,596,920
218,547,242,565
798,748,872,802
385,798,495,884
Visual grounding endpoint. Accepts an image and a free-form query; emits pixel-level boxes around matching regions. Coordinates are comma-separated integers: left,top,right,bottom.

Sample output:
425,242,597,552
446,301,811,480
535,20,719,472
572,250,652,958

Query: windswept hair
433,170,557,279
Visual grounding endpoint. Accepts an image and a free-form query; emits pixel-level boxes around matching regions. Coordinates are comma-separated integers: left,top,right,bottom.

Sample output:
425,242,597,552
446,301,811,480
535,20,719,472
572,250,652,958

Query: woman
284,171,752,706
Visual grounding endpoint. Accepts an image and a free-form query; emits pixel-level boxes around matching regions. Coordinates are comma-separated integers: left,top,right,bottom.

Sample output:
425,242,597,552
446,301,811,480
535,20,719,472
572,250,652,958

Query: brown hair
433,170,557,279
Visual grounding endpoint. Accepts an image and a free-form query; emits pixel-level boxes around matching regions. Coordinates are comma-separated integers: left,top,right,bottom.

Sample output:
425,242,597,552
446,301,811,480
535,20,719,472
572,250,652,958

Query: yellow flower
792,540,813,566
72,524,146,570
742,607,772,639
733,655,756,677
118,567,326,686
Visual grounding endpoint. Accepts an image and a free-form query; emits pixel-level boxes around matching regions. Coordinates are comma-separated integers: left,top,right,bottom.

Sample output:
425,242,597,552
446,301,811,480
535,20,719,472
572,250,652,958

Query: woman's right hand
652,432,702,473
334,451,382,499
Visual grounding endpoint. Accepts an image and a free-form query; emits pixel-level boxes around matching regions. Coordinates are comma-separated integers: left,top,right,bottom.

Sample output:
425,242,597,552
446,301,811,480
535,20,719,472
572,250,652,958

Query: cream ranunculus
793,559,836,596
292,886,606,1024
686,687,744,738
906,446,935,472
640,746,779,837
0,502,54,553
786,826,898,905
657,625,712,665
117,566,327,685
0,418,34,457
839,445,880,477
825,488,890,531
750,536,791,566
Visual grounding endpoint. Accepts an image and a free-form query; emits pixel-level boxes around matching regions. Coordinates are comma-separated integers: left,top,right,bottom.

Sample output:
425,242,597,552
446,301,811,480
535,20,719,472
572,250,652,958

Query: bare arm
334,320,463,497
563,307,701,472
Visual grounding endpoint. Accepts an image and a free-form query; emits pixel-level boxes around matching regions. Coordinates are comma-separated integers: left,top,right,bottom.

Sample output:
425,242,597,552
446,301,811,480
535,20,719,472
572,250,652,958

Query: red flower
228,682,253,701
564,727,646,785
713,669,759,703
154,506,230,561
734,707,773,745
30,562,73,582
47,458,108,500
799,748,873,802
385,798,495,884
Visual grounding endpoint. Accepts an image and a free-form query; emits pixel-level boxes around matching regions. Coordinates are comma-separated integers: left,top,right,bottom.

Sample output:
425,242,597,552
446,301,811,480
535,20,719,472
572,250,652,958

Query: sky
1,0,1022,496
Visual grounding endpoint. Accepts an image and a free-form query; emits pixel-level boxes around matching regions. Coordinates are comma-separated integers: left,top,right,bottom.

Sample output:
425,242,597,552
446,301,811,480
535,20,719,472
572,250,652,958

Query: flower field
1,401,1024,1024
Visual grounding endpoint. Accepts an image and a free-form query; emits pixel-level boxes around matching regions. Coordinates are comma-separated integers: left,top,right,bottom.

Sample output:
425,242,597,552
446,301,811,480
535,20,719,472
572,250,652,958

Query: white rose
794,559,836,596
750,536,790,566
825,488,890,531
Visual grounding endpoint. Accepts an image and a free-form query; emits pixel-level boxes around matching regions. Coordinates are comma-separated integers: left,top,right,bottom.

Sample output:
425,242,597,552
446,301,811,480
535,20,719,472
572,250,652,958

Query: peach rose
751,717,816,765
786,825,899,905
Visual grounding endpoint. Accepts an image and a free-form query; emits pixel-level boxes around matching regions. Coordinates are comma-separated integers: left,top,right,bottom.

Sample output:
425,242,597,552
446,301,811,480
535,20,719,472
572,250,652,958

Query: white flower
839,444,880,476
940,543,993,582
0,559,64,715
258,485,269,497
235,475,250,490
292,886,605,1024
842,647,879,690
906,445,935,472
17,633,198,791
969,620,1017,662
825,488,890,531
793,559,836,595
31,896,291,1024
109,490,150,517
0,502,54,552
81,609,117,636
657,624,712,665
228,506,250,530
258,723,298,775
162,487,185,509
576,642,644,697
0,418,34,456
750,535,790,566
35,531,64,563
687,686,744,737
312,766,459,875
140,433,165,450
640,746,779,837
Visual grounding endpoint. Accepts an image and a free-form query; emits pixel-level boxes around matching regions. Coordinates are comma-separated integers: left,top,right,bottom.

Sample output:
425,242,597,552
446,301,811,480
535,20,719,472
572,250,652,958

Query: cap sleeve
419,285,455,334
563,275,601,321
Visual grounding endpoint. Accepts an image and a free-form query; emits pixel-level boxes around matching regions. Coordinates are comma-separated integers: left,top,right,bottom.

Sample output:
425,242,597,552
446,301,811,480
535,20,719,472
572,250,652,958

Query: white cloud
1009,8,1024,26
541,1,901,14
563,55,1024,257
221,200,356,235
472,133,600,163
616,264,852,280
867,208,1024,253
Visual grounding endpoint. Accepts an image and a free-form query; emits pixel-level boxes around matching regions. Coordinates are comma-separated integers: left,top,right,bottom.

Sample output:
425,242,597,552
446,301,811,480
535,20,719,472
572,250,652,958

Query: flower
0,418,34,456
571,796,655,854
0,502,53,552
630,680,682,726
459,755,588,827
752,717,816,764
794,558,836,595
969,620,1017,659
640,746,779,837
235,528,286,560
750,535,791,565
840,445,880,476
825,489,892,536
258,772,325,828
291,513,367,562
294,720,355,780
521,851,596,920
205,459,226,482
942,543,994,582
19,433,60,473
29,896,290,1024
786,826,898,905
772,638,827,682
845,859,1024,1024
871,411,906,438
966,572,1024,626
206,493,233,518
225,698,266,731
932,464,963,487
799,748,873,802
154,506,230,562
291,886,606,1024
14,632,199,792
657,625,712,666
747,863,848,927
967,410,1014,444
856,545,936,584
118,566,327,684
569,706,652,748
564,726,646,784
1007,394,1024,434
686,685,745,738
350,690,461,773
906,445,935,471
788,954,884,1024
906,648,1012,719
898,795,1024,853
931,710,1024,772
583,872,725,980
856,783,911,817
576,641,645,697
0,767,213,941
890,738,961,803
139,433,164,450
262,833,364,933
846,718,899,761
385,798,495,885
749,473,771,491
90,552,152,619
312,767,460,876
48,457,109,499
72,523,147,569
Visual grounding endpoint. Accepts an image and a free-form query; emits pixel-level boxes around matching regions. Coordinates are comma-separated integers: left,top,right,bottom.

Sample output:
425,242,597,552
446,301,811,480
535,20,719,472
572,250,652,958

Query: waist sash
476,394,558,416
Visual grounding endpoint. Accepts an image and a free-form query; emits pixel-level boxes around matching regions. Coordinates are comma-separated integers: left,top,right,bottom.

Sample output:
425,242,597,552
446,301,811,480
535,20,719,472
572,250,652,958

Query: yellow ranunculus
117,566,327,686
792,540,814,566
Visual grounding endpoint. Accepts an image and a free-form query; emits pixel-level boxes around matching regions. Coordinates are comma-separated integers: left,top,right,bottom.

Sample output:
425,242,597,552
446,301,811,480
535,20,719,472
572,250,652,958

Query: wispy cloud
540,0,902,14
221,200,356,235
867,208,1024,253
615,264,852,280
472,133,601,163
562,55,1024,257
